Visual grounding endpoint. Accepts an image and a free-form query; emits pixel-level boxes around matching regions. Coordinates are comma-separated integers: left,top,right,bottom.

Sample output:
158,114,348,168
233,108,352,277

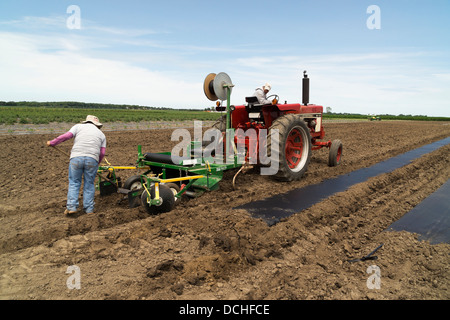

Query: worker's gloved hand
46,141,52,147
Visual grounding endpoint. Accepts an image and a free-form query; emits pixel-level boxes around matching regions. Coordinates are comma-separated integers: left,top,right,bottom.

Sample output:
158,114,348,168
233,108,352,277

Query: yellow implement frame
142,174,205,205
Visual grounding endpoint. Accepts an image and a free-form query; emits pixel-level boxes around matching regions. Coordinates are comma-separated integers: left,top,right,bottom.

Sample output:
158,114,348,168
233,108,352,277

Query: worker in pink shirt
47,115,106,215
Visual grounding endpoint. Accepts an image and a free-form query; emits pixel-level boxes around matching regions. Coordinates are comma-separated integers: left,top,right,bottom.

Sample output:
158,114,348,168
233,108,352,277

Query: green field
0,104,448,125
0,106,222,125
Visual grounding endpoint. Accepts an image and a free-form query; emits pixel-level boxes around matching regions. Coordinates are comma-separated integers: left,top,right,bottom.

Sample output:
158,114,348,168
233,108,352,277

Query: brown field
0,120,449,300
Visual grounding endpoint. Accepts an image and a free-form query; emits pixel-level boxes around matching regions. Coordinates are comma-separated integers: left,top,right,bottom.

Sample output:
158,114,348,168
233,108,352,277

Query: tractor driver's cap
82,115,103,128
263,83,271,92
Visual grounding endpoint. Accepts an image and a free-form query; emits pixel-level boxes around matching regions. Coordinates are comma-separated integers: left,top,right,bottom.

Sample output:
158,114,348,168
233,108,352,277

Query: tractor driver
253,83,273,105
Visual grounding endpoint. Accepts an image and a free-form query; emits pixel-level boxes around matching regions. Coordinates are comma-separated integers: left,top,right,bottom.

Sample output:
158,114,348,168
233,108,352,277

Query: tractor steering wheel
266,94,279,104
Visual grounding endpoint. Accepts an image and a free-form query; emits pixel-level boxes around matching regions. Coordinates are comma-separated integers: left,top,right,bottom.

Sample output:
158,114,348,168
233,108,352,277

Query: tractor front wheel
268,114,312,181
328,139,343,167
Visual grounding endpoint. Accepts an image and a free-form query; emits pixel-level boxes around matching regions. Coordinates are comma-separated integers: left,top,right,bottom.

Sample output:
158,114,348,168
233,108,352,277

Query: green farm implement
97,139,243,214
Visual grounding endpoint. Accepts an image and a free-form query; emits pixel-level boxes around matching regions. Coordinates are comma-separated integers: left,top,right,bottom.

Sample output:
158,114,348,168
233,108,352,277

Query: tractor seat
245,96,265,120
245,96,261,106
245,96,264,112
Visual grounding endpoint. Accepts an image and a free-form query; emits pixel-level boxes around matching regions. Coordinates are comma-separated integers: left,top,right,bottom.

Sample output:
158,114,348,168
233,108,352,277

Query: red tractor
204,71,343,182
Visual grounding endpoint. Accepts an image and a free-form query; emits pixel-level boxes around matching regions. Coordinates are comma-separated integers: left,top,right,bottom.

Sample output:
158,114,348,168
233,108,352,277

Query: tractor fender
276,104,324,114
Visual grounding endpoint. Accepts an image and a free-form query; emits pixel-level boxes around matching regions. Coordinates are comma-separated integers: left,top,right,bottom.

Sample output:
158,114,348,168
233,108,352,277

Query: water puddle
235,137,450,226
386,179,450,244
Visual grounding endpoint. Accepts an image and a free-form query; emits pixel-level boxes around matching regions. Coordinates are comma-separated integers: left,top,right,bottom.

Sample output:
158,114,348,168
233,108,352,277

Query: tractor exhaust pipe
302,70,309,105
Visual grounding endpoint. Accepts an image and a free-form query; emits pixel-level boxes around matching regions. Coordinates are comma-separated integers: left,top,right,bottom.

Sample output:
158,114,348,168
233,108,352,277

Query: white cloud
0,16,66,29
0,31,204,108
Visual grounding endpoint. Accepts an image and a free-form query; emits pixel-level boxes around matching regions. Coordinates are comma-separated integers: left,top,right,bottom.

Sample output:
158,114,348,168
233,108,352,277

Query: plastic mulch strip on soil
235,136,450,226
386,179,450,244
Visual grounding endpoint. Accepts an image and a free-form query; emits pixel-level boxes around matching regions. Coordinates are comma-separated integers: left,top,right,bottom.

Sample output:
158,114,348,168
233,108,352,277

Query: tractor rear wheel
141,184,175,215
268,114,312,181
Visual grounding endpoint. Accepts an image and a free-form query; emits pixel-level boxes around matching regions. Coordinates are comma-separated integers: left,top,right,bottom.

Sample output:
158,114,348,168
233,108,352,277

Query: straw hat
82,115,103,128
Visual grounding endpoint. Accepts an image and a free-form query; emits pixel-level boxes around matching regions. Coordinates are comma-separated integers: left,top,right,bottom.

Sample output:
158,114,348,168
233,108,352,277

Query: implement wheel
141,184,175,215
268,114,312,181
123,175,142,191
164,182,182,206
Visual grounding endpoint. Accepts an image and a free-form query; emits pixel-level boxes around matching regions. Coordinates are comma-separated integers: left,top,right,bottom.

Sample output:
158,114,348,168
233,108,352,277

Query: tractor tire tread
267,114,312,181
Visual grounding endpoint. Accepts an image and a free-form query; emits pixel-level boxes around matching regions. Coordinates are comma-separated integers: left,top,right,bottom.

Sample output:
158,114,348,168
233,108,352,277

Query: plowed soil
0,121,449,300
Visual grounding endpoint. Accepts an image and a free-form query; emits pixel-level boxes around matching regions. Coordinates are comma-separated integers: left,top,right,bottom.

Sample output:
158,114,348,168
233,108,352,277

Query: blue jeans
67,156,98,213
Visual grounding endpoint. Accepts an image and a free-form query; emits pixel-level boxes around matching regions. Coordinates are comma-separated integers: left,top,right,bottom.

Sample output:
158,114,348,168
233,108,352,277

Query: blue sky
0,0,449,116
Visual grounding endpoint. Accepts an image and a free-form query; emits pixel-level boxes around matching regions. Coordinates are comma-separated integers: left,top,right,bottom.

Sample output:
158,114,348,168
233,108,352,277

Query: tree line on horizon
0,101,204,111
